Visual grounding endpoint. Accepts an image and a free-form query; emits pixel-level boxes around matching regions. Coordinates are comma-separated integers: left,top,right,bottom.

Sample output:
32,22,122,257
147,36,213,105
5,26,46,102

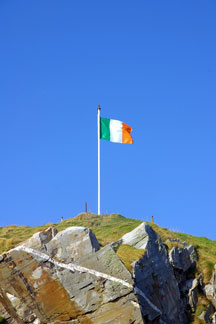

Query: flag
100,117,133,144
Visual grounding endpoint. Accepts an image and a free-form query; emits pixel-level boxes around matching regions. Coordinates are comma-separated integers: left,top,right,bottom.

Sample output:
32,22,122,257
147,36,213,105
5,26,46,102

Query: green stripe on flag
100,117,110,141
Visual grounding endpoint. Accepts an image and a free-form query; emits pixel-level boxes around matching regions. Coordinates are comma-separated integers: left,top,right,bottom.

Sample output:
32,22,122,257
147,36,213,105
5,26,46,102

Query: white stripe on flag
110,119,122,143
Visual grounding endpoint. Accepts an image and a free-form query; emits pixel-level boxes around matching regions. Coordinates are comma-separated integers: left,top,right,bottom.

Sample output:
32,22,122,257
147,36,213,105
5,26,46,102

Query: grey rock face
169,247,194,272
0,221,214,324
204,264,216,311
179,278,199,315
187,279,199,312
120,222,155,249
46,226,100,262
198,304,214,323
119,223,187,324
22,226,58,251
186,245,198,263
6,293,37,323
0,226,143,324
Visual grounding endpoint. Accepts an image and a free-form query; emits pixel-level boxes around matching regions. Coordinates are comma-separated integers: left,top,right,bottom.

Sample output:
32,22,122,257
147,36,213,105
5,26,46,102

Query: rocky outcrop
119,223,186,323
169,245,196,272
0,222,216,323
205,265,216,310
198,304,214,323
0,226,143,324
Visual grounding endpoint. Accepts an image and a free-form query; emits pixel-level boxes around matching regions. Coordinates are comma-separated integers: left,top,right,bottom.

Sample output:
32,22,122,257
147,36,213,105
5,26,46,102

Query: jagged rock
46,226,100,262
198,310,208,322
119,223,187,324
0,221,204,324
0,226,143,324
187,245,198,263
212,312,216,324
6,293,37,323
169,245,196,272
21,226,58,250
205,283,216,308
198,303,214,323
187,279,198,312
198,273,204,289
119,223,152,249
204,265,216,308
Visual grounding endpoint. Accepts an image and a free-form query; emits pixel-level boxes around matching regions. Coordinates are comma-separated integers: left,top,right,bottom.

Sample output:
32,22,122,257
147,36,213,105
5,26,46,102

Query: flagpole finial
98,104,101,111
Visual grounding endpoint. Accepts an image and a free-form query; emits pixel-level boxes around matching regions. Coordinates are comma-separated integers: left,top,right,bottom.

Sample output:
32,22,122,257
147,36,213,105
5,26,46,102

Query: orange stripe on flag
122,122,133,144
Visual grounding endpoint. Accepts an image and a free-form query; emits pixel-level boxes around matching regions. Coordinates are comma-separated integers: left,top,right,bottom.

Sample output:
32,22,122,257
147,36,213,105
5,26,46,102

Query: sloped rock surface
198,304,214,323
180,278,199,312
205,265,216,309
119,223,187,324
0,221,215,324
169,245,196,272
46,226,100,262
21,226,58,251
120,223,151,249
0,226,143,324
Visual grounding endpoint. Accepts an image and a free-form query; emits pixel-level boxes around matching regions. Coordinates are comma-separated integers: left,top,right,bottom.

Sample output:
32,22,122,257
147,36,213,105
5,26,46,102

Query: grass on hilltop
116,244,146,273
148,222,216,284
0,213,216,284
0,213,216,324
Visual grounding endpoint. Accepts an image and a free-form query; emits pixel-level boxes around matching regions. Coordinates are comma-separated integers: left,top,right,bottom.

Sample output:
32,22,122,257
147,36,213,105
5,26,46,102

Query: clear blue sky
1,1,216,239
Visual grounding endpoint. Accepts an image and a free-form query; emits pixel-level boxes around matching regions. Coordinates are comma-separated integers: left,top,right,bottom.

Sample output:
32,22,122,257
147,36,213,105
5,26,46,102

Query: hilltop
0,213,216,323
0,213,216,284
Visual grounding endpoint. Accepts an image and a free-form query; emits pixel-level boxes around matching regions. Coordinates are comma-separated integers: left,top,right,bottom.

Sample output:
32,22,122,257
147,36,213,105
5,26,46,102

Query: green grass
146,222,216,284
188,293,211,324
0,213,216,324
0,213,216,284
116,244,146,273
55,213,142,247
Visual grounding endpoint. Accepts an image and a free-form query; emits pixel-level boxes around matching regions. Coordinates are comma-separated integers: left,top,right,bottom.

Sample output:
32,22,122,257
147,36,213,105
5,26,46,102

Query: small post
151,216,154,223
97,105,101,215
85,202,87,214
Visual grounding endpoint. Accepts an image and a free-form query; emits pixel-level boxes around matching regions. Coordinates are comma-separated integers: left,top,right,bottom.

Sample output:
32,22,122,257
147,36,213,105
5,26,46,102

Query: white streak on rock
15,245,161,316
135,287,161,314
14,246,133,289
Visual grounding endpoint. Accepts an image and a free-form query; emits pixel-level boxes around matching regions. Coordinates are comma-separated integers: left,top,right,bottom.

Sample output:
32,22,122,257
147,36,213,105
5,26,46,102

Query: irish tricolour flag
100,117,133,144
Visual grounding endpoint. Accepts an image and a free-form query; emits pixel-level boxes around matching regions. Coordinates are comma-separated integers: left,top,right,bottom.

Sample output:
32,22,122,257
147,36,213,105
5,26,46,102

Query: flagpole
97,105,101,215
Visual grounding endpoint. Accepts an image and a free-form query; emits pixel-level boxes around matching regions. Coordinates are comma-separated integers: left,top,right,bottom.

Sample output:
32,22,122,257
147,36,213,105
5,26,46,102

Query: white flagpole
97,105,101,215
